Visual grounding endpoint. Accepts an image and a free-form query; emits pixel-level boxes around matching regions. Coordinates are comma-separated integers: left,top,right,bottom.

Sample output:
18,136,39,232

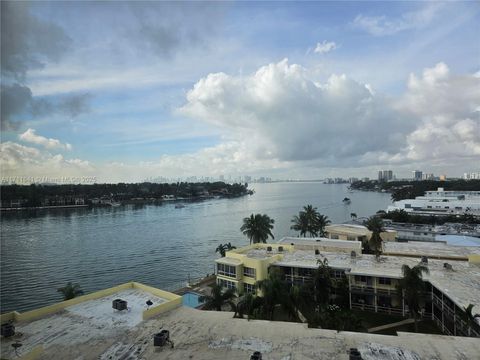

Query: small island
0,182,253,210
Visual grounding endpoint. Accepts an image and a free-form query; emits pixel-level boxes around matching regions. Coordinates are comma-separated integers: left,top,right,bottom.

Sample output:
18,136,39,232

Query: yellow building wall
220,243,294,295
468,254,480,264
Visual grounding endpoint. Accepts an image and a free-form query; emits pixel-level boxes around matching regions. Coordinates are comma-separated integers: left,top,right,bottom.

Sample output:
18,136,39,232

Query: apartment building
325,224,397,242
215,238,480,337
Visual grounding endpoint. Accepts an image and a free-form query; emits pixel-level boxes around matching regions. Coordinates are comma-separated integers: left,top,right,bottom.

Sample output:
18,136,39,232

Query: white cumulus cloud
180,59,479,173
314,41,337,54
19,128,72,150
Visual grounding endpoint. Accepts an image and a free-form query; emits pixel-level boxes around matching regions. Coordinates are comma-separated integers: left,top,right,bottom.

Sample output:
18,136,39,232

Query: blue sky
1,1,479,182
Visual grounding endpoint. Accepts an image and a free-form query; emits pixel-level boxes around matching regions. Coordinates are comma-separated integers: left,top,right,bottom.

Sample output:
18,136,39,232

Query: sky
1,1,479,183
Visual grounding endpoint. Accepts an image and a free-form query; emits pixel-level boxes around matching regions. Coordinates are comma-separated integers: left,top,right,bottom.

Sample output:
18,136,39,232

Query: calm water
0,183,391,313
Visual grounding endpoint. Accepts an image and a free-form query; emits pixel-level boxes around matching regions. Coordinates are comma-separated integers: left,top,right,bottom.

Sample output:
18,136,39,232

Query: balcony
284,274,312,285
350,285,375,294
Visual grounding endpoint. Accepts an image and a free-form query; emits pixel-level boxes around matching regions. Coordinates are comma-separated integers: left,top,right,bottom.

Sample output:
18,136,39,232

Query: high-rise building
412,170,423,181
423,173,434,180
378,170,393,181
464,172,480,180
383,170,393,181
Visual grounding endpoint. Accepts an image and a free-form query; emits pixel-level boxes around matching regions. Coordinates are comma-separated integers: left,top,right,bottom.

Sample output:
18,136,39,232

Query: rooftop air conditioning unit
349,348,362,360
1,323,15,338
251,351,262,360
443,263,453,270
112,299,128,311
154,329,174,348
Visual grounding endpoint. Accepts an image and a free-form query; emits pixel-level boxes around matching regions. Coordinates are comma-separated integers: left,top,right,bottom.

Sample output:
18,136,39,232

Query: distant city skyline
1,2,479,182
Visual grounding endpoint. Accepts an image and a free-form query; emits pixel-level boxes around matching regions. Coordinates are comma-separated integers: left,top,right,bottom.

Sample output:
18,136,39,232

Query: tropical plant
234,293,259,319
57,282,84,300
316,214,331,237
215,242,236,257
291,205,330,238
254,267,301,321
199,283,236,311
364,216,384,259
350,213,357,220
397,264,429,332
461,303,480,336
290,212,309,237
240,213,275,244
312,258,333,308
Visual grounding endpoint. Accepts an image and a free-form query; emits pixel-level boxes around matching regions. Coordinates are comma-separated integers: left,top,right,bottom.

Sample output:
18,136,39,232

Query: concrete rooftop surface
383,241,480,259
0,288,168,359
2,306,480,360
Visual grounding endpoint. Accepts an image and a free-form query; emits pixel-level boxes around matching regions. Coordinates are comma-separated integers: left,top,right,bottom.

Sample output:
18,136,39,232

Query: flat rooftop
2,306,479,359
0,288,168,358
279,237,362,252
274,249,480,315
384,241,480,260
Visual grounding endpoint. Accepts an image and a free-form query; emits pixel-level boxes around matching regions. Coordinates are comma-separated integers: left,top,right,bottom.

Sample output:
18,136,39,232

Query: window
217,263,236,278
333,270,344,278
347,236,356,241
217,278,236,290
243,283,256,294
331,234,339,239
378,277,392,285
243,267,256,278
355,275,367,283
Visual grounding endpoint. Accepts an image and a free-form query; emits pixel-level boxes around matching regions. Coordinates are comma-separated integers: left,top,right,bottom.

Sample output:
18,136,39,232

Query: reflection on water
0,183,391,313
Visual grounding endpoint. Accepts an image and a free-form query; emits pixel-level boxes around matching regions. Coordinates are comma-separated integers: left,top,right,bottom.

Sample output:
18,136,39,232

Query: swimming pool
182,292,204,308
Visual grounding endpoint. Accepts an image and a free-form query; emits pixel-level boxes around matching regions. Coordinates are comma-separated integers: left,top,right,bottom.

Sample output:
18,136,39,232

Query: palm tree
397,264,429,332
364,216,384,259
240,213,275,244
315,214,331,237
461,304,480,336
313,258,332,308
215,242,236,257
256,268,293,320
291,212,309,237
57,282,84,300
199,283,236,311
291,205,330,238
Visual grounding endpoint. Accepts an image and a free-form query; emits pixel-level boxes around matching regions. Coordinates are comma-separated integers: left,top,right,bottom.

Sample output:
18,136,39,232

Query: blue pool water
182,292,204,308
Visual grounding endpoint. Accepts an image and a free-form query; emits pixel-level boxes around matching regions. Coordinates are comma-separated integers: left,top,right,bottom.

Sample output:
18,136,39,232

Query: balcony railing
285,274,312,284
350,285,375,294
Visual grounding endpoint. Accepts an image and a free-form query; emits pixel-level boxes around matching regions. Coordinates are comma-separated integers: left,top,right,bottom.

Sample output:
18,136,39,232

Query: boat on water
342,197,351,204
175,204,185,209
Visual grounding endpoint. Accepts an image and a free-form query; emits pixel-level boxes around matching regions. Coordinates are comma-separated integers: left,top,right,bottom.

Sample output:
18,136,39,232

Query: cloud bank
2,60,478,182
19,128,72,151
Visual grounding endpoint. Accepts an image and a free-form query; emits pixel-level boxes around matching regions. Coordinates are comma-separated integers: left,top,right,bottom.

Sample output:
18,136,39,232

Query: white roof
215,257,242,266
